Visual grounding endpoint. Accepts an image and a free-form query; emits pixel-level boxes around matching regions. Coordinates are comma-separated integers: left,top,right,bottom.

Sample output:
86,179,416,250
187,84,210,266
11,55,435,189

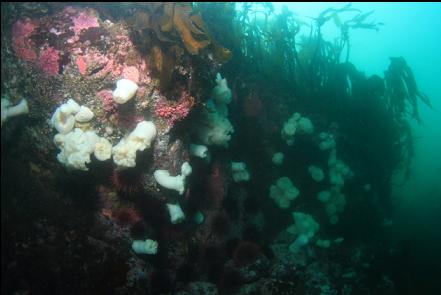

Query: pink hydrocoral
12,38,37,61
76,56,87,75
75,50,112,78
12,18,38,61
69,21,151,84
122,66,140,84
95,59,114,79
97,89,117,113
118,114,144,130
97,89,144,129
12,18,37,38
71,11,99,36
38,46,60,76
155,92,194,126
105,34,152,83
63,6,77,15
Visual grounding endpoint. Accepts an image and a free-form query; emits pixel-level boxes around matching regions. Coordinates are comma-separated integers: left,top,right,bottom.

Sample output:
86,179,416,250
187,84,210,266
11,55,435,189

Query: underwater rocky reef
1,3,438,295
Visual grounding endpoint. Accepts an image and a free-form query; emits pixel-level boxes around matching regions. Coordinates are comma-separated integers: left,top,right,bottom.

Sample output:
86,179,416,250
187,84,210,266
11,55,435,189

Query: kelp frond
384,57,433,123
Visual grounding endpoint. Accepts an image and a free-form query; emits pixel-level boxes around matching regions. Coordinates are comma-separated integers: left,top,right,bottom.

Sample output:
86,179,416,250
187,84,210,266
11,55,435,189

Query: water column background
269,1,441,264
